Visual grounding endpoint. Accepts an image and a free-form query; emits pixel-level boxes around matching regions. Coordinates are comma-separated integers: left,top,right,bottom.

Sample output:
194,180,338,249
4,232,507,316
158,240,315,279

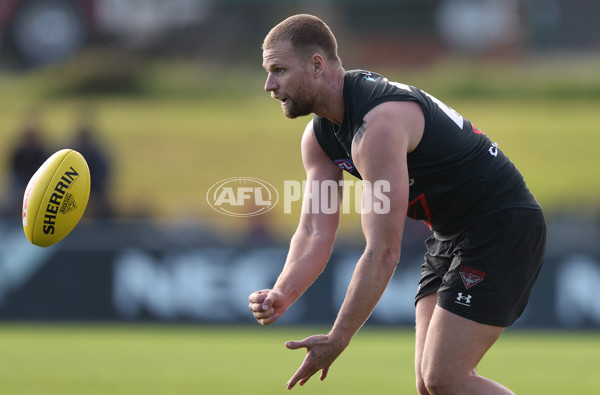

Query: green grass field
0,324,597,394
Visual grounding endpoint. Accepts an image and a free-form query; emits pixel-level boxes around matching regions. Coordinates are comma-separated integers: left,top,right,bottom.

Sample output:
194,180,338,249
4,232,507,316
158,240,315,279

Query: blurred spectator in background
2,108,49,220
69,106,114,219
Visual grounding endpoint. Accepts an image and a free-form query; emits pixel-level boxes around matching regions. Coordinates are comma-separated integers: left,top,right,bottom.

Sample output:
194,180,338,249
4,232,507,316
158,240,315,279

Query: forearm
272,227,336,308
329,247,399,346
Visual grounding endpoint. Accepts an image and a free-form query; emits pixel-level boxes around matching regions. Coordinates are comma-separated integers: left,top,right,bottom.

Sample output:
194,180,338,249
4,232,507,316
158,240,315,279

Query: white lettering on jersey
384,78,464,129
422,91,464,129
384,79,411,92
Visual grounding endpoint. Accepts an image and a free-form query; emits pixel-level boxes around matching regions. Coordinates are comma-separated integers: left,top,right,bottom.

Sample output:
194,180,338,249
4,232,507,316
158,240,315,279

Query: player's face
263,42,315,119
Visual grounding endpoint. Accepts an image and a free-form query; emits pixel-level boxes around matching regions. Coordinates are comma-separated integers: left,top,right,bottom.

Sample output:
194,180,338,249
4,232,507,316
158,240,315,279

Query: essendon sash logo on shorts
459,266,486,289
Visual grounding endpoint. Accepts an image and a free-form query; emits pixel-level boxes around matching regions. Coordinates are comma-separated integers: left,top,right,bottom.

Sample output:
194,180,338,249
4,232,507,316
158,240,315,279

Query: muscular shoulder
301,120,343,178
354,101,424,155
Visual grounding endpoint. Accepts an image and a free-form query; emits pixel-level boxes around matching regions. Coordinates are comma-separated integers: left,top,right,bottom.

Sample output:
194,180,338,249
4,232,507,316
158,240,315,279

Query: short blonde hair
263,14,341,65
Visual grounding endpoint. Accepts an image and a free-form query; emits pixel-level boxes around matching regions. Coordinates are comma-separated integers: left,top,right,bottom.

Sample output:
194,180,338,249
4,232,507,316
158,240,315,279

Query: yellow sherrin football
22,149,91,247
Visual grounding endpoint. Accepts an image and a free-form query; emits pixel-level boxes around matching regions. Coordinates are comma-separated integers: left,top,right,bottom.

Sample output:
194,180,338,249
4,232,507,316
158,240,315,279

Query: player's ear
310,54,325,77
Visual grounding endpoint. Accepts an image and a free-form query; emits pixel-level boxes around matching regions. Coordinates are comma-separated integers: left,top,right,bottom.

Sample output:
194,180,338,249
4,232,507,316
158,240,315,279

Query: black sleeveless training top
312,70,541,239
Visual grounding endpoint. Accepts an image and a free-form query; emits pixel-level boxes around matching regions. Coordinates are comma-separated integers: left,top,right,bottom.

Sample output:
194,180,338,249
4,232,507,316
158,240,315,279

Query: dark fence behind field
0,216,599,329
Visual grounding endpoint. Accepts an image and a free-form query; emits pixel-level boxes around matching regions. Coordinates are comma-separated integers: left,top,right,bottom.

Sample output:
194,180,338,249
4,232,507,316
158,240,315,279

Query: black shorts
415,208,547,327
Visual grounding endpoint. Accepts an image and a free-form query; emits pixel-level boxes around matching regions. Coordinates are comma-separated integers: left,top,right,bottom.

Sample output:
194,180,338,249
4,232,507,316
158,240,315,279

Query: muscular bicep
351,101,424,254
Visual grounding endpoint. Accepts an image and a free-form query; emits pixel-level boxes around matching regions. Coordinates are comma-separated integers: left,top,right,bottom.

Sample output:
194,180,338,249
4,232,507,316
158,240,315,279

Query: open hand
285,334,346,390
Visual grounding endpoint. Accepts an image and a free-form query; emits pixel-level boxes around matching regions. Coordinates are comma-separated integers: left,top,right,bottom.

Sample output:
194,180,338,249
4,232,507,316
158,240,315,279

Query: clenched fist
248,289,287,325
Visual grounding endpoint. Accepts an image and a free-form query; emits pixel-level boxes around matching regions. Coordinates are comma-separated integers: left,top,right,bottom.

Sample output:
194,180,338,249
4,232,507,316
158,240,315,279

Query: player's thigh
415,293,437,370
421,305,504,378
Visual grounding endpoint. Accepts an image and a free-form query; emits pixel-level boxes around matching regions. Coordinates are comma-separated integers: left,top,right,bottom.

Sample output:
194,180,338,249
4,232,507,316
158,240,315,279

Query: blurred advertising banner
0,218,598,329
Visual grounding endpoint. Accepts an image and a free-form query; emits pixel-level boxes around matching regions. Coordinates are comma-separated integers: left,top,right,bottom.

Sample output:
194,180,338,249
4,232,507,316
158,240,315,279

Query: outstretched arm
249,120,343,325
284,100,424,390
328,101,420,345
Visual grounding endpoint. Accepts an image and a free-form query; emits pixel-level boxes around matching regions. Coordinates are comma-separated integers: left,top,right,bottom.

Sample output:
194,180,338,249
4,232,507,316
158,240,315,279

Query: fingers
285,339,306,350
256,311,279,326
248,290,280,325
286,365,328,389
248,290,270,314
287,365,318,390
285,336,331,389
285,339,314,389
261,291,278,311
248,303,278,325
320,366,329,381
286,335,327,350
248,289,268,305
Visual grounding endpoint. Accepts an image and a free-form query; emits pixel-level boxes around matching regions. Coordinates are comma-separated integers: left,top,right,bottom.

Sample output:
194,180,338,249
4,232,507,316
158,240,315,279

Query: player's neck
314,68,345,126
